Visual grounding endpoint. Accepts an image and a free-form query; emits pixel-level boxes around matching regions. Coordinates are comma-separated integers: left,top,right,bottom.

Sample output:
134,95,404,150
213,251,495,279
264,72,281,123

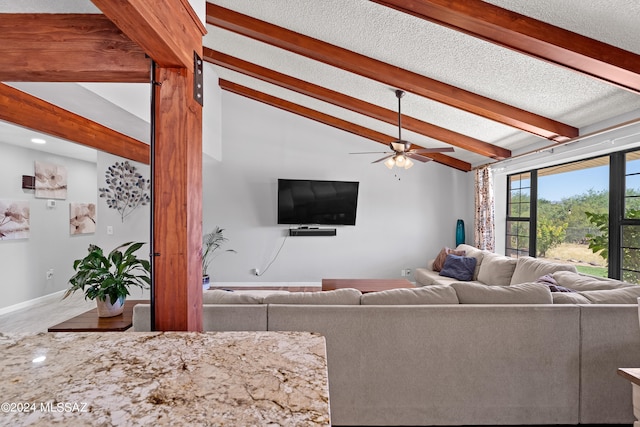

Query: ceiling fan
351,89,454,169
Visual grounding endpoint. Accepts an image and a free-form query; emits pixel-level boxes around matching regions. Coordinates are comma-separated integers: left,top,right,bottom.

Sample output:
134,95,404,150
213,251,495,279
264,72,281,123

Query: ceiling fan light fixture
395,154,406,167
384,157,395,169
404,158,414,169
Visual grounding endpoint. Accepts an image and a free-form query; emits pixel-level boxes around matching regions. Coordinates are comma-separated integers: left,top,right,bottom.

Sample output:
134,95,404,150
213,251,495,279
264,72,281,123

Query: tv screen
278,179,359,226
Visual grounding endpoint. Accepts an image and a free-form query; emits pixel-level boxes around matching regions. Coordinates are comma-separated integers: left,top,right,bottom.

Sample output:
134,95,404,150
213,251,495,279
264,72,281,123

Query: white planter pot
203,275,211,291
96,296,126,317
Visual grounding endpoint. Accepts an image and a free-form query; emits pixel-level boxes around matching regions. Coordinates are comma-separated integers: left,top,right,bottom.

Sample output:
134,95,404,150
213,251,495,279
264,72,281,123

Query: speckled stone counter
0,331,330,426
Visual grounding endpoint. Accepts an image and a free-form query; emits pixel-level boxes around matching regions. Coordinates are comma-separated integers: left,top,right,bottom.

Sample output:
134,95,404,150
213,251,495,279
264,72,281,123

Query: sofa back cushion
263,288,362,305
451,282,553,304
577,286,640,304
360,285,459,305
552,271,632,291
202,289,265,304
510,257,577,285
477,253,518,286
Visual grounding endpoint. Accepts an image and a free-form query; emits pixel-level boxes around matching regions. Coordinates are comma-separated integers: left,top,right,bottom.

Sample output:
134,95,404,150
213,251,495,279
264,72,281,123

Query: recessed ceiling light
31,138,46,144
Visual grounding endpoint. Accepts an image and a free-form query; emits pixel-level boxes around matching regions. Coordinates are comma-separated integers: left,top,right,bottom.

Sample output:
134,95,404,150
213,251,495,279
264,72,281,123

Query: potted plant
202,227,236,290
64,242,150,317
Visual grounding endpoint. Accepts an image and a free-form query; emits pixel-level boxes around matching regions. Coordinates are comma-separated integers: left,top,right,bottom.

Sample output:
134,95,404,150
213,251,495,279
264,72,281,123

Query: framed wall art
0,199,30,240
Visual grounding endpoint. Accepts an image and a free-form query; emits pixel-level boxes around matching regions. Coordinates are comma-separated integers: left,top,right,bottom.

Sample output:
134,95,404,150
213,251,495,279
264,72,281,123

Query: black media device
277,179,359,226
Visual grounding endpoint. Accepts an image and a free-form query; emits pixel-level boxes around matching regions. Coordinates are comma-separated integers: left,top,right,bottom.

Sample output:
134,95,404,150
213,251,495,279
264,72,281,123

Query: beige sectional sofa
133,277,640,426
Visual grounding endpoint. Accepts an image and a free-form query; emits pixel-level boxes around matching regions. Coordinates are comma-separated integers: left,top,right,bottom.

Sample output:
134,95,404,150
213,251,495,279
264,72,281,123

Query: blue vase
455,219,465,246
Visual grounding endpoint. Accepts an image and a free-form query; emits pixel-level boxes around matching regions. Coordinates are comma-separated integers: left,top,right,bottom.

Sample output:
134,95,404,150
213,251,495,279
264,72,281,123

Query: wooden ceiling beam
219,79,471,172
206,3,578,142
204,48,510,160
0,14,149,82
0,83,149,164
371,0,640,93
92,0,206,68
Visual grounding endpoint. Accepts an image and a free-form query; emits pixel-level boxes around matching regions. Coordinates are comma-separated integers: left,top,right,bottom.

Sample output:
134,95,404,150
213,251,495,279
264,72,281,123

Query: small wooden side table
48,299,148,332
618,368,640,427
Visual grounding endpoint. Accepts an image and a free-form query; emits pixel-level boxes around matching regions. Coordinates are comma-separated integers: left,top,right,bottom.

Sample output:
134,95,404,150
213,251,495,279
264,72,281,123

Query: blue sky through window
538,165,609,202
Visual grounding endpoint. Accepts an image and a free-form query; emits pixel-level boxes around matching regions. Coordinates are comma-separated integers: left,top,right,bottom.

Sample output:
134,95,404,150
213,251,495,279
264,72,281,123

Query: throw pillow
432,247,465,272
476,253,517,286
439,254,477,281
510,256,577,285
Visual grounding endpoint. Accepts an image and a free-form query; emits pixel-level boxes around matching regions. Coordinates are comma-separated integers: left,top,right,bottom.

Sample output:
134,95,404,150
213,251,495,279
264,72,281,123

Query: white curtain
474,166,495,251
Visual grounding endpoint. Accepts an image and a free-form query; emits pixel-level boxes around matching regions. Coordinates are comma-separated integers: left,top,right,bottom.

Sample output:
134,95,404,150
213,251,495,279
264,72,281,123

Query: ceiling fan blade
349,151,391,155
406,153,434,163
372,155,393,164
410,147,455,154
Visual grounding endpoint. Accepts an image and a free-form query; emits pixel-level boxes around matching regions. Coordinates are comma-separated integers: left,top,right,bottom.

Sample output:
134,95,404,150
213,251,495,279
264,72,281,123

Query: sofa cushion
440,254,477,281
263,288,362,305
477,253,518,286
360,285,459,305
578,286,640,304
433,247,466,272
202,289,264,304
510,257,577,285
451,282,553,304
551,292,591,304
552,271,632,291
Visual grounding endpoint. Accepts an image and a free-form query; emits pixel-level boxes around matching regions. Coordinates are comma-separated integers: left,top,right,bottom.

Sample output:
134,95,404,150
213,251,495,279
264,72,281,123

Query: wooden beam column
152,65,202,331
92,0,207,331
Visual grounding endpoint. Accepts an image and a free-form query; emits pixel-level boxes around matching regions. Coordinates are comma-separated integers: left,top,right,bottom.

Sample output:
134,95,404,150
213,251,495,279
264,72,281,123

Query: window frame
505,148,640,280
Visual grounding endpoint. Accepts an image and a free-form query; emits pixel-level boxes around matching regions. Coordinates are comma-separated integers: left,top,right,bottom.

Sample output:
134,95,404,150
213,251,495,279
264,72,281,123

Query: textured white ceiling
1,1,639,168
205,0,640,167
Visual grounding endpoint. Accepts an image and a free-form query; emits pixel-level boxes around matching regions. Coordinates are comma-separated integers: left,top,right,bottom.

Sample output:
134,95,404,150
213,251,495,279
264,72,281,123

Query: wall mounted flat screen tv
277,179,359,226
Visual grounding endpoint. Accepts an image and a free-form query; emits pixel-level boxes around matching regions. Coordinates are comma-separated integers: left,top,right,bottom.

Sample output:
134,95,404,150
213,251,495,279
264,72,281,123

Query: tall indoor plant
202,227,236,289
64,241,150,317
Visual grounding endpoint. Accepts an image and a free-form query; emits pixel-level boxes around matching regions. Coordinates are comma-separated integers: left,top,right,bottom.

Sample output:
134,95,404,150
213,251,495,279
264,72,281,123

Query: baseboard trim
0,290,65,316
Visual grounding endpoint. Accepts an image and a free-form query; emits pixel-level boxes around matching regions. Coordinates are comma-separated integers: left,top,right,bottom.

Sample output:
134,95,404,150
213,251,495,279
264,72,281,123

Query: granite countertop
0,331,330,426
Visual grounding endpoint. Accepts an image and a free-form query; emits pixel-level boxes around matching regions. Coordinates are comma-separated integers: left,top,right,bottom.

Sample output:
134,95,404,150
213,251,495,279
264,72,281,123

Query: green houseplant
202,227,236,289
64,242,150,317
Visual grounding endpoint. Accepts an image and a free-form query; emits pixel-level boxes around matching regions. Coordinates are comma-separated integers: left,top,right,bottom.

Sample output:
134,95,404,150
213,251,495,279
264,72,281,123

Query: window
505,149,640,282
536,157,609,277
506,172,533,258
621,152,640,282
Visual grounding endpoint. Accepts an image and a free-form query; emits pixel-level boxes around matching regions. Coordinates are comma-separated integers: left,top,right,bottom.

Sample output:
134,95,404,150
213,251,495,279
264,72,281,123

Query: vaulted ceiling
1,0,640,171
202,0,640,171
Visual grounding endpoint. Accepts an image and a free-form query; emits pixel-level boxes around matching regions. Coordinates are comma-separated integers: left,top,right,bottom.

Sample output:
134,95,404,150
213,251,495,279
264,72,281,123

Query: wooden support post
152,65,203,331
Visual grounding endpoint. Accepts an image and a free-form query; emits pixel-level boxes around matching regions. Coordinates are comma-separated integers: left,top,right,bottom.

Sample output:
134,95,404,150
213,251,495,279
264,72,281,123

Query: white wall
0,142,97,308
203,92,475,283
0,143,151,311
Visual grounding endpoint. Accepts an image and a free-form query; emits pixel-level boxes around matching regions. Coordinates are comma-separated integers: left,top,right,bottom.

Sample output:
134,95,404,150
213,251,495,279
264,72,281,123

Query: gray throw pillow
440,254,477,281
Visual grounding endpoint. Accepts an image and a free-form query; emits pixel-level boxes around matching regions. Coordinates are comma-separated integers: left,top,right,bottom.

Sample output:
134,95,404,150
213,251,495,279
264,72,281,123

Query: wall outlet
401,269,412,277
107,226,113,235
46,269,54,280
253,268,260,276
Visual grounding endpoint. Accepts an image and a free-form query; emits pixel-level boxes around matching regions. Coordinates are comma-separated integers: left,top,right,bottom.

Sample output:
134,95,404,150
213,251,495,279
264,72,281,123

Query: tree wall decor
99,161,150,222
